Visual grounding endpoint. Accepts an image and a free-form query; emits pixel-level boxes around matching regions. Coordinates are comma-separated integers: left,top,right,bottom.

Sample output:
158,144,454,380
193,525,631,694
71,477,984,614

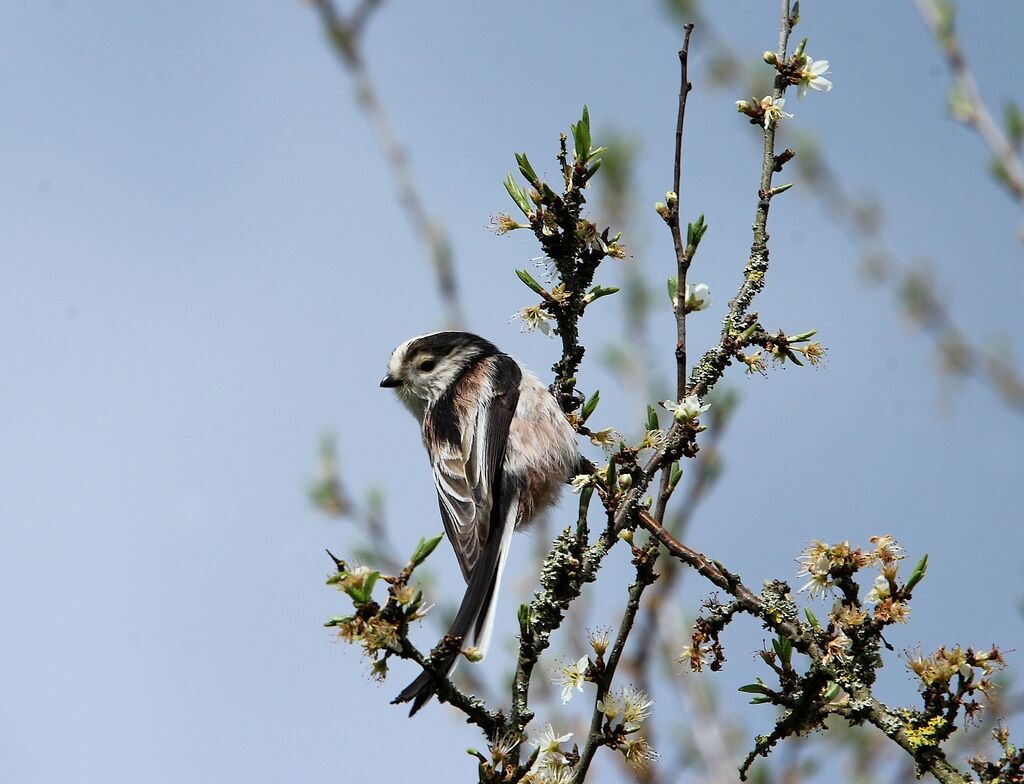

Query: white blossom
621,685,654,730
865,574,891,604
759,95,793,128
798,56,832,98
662,394,710,422
553,656,589,704
621,736,659,770
597,690,623,720
531,724,573,770
570,474,593,493
822,628,852,665
684,282,712,312
512,305,554,335
797,552,835,599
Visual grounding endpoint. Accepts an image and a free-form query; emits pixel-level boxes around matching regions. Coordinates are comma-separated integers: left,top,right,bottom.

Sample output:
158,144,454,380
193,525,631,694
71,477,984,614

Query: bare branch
669,24,696,399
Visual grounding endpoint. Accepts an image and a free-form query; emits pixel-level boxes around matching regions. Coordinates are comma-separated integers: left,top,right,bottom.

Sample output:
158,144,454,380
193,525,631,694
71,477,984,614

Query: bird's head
380,331,499,417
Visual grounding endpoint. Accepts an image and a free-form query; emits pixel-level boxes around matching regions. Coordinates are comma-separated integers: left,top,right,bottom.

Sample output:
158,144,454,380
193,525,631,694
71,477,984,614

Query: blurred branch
796,145,1024,414
310,0,464,327
310,433,404,572
913,0,1024,216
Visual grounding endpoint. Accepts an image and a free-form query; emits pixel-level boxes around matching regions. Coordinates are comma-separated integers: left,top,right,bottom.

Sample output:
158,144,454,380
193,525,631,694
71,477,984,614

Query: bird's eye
418,359,436,372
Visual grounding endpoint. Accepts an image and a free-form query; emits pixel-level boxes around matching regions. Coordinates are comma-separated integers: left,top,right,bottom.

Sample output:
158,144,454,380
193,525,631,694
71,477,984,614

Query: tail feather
472,507,516,657
393,494,519,716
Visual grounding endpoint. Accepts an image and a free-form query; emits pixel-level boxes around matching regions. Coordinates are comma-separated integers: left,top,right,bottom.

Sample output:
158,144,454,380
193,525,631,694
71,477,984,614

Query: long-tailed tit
380,331,579,714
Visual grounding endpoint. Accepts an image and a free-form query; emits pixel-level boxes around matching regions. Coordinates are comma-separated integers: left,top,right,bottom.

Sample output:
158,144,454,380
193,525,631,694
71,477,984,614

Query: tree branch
670,24,696,399
573,546,660,781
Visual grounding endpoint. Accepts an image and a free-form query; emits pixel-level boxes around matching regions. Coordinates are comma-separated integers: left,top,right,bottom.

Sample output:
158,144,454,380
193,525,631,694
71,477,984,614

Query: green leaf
503,173,531,216
669,461,682,488
749,695,773,705
904,553,929,593
410,532,445,567
772,635,793,665
686,214,707,247
342,570,380,605
787,329,817,343
578,483,594,510
581,389,600,421
804,607,820,628
515,152,539,185
646,404,659,431
515,268,547,296
571,105,592,161
739,681,767,694
587,285,619,304
667,275,679,306
737,321,759,342
518,603,532,634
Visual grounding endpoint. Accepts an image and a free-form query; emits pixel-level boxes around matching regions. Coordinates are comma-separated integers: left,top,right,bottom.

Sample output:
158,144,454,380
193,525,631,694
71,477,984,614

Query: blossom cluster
325,547,436,679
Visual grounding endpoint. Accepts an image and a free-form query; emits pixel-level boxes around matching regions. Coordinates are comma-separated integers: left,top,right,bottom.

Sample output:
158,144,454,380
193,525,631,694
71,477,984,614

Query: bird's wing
427,354,522,582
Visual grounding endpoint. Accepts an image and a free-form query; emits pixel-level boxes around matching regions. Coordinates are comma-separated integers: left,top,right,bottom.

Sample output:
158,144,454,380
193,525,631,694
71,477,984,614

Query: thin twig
629,411,731,681
397,637,502,736
573,548,659,782
670,24,696,399
609,2,795,539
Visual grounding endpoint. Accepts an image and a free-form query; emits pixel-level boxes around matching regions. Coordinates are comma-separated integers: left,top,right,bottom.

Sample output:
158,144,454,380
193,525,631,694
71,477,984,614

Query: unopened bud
762,50,778,64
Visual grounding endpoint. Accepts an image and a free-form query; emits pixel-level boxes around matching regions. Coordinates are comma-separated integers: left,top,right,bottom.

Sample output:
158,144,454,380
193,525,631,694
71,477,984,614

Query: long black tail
392,529,505,715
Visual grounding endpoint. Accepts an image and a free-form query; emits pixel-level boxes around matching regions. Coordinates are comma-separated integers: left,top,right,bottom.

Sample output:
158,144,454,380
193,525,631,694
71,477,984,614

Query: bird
380,331,580,715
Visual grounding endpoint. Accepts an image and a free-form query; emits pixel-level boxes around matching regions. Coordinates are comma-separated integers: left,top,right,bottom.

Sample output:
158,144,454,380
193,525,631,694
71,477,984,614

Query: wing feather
426,355,521,582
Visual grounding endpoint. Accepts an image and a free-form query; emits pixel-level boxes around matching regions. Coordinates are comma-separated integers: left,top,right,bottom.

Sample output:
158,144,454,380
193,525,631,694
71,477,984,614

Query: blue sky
2,2,1022,782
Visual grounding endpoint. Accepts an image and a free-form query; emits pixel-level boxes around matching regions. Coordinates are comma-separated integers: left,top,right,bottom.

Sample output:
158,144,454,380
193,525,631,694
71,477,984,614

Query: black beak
379,374,402,388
